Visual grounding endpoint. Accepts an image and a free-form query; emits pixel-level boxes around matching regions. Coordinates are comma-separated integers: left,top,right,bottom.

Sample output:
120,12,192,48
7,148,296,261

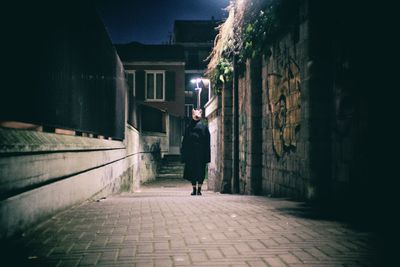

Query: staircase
153,155,188,187
157,155,184,181
140,154,207,193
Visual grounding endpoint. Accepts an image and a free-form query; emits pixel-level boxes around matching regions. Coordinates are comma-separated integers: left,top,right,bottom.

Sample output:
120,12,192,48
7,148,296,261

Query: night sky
95,0,230,45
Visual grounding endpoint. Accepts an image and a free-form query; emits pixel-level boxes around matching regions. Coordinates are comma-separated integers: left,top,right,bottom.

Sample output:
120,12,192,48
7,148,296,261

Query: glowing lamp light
189,77,212,110
190,78,202,84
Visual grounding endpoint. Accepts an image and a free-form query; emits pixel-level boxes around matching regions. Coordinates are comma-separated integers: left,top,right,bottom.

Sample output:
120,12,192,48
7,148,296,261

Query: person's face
192,109,202,121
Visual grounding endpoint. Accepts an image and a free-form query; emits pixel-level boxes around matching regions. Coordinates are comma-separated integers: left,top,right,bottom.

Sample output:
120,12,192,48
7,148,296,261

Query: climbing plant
207,0,300,89
241,3,277,61
240,0,299,62
209,56,234,93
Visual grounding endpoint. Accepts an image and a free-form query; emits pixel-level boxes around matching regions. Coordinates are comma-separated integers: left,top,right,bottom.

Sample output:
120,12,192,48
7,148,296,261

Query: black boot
197,186,202,196
191,186,196,196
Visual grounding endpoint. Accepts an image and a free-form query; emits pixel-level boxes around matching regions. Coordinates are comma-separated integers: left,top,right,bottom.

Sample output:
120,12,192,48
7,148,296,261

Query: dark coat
181,119,210,183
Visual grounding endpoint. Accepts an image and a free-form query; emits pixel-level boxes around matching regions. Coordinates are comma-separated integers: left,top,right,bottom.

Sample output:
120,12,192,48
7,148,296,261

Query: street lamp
190,77,212,110
190,78,202,109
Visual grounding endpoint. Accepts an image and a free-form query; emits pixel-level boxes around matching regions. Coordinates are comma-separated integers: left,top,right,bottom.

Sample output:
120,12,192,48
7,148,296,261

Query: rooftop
115,42,185,62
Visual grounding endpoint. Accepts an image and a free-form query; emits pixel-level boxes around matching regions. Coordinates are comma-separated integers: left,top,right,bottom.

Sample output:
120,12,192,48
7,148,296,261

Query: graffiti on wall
267,58,301,158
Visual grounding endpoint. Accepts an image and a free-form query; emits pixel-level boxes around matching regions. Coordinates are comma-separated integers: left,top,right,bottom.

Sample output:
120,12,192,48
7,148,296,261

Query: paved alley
3,178,379,267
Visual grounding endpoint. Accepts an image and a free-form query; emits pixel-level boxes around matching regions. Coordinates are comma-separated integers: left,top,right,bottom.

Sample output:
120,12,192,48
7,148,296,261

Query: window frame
185,104,194,117
125,70,136,97
145,70,165,102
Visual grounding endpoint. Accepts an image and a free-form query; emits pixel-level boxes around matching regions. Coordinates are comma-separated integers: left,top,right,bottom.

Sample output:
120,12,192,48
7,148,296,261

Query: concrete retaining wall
0,126,166,238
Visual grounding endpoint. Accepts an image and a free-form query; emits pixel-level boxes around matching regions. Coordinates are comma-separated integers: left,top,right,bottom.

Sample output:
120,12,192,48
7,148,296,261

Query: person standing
181,109,210,195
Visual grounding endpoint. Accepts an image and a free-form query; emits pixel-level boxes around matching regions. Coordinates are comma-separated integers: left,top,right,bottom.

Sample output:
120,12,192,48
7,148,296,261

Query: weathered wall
139,131,168,183
261,9,311,199
238,73,249,193
205,95,222,191
234,0,368,205
0,126,165,239
0,0,168,240
307,0,370,211
237,59,263,195
209,0,371,218
220,84,234,193
224,0,311,198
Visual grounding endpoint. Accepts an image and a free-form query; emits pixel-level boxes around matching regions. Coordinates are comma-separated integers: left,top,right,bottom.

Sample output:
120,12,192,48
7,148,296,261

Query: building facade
115,42,186,154
172,20,219,119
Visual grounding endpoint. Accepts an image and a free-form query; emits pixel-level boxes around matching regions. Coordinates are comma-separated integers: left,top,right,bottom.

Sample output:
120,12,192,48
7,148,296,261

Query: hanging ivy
208,53,234,94
240,4,278,61
239,0,299,62
207,0,300,89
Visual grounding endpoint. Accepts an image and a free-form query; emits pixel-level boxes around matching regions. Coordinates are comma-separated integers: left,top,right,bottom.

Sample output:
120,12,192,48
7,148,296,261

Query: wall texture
261,12,311,199
226,1,313,199
205,95,221,191
0,127,165,239
0,0,169,240
210,0,370,215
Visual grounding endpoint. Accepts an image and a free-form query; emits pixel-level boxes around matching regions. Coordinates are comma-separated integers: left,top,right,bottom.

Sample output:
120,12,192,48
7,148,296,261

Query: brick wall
311,0,370,212
261,15,311,199
237,59,263,195
220,84,234,193
209,0,370,209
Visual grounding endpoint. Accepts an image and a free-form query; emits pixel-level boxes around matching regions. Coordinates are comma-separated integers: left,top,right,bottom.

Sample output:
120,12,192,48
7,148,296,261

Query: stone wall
209,0,370,213
307,0,370,211
238,72,249,194
204,95,221,191
261,13,311,199
220,84,234,193
0,126,166,239
216,0,313,199
237,59,263,195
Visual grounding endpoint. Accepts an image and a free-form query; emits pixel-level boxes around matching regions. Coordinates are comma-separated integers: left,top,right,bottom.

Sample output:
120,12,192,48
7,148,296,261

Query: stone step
158,171,183,176
162,154,181,162
159,165,184,170
161,166,184,171
162,161,184,166
160,166,184,171
157,173,182,179
158,155,185,180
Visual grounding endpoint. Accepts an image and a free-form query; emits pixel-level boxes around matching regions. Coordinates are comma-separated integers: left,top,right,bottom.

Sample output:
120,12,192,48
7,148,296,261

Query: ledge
141,131,167,137
0,128,125,154
205,95,221,118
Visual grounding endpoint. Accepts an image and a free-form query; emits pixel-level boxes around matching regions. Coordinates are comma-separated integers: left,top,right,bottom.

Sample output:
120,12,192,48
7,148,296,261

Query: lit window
146,71,165,101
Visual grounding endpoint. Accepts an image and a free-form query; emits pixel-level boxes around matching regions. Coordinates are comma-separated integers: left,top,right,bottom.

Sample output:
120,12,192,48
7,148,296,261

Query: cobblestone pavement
3,178,380,266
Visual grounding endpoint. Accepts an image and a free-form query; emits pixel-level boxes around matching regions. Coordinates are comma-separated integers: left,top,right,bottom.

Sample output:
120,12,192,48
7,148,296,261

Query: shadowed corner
273,198,388,266
0,236,39,267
